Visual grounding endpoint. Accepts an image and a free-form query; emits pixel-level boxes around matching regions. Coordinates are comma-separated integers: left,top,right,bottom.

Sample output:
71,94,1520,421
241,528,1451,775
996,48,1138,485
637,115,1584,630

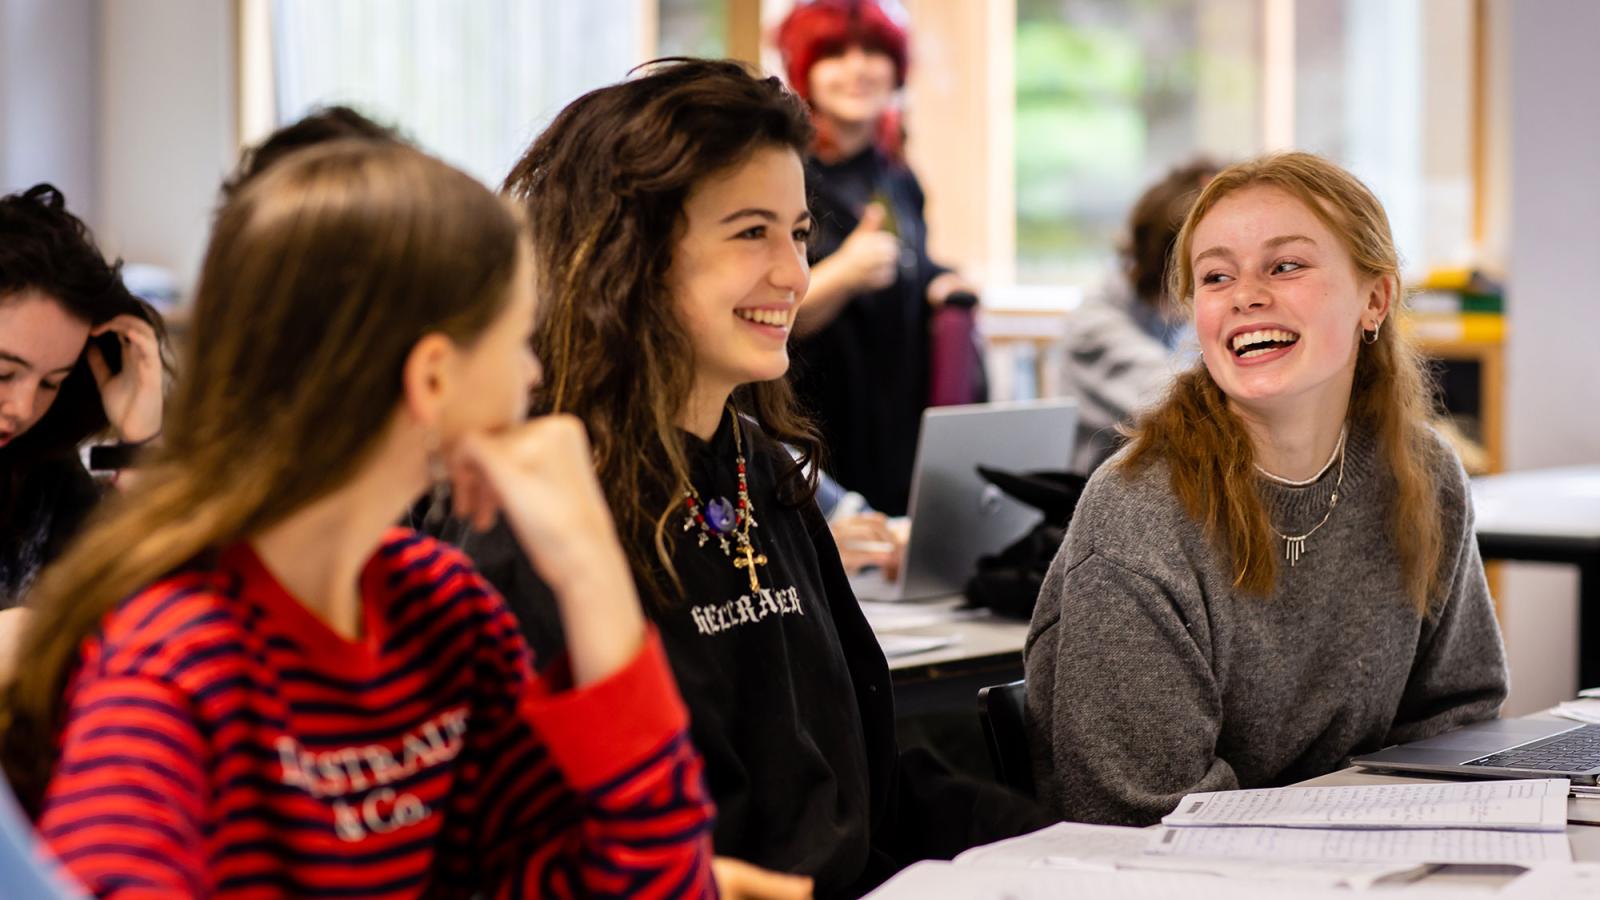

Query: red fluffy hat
775,0,911,100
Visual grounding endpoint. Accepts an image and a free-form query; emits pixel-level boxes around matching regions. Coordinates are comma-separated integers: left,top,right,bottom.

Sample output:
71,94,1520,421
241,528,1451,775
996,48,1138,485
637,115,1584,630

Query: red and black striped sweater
38,529,715,898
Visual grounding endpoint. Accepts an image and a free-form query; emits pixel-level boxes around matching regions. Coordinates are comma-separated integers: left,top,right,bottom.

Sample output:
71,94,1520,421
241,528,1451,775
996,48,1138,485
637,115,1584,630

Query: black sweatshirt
0,453,99,607
441,410,1051,898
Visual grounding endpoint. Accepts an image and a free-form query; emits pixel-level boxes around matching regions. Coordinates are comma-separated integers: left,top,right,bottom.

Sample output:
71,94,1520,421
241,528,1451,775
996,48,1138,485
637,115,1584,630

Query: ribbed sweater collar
1257,423,1382,527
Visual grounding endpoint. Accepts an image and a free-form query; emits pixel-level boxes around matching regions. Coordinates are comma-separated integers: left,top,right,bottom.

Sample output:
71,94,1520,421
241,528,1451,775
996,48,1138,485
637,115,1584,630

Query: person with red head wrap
778,0,981,517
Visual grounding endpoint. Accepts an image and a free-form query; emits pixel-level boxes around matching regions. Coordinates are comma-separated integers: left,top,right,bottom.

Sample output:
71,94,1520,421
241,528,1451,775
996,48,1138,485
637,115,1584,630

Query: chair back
977,679,1034,797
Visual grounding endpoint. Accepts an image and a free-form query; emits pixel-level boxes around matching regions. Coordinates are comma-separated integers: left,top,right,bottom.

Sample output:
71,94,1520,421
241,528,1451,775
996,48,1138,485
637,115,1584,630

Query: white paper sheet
1150,823,1572,864
1499,862,1600,897
875,633,958,657
953,822,1156,868
857,600,978,631
951,822,1422,889
1161,778,1570,831
865,861,1367,900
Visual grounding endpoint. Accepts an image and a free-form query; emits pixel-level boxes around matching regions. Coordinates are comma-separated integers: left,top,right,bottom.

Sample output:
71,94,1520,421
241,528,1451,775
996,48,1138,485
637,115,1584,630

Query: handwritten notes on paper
1152,822,1572,864
1161,778,1570,831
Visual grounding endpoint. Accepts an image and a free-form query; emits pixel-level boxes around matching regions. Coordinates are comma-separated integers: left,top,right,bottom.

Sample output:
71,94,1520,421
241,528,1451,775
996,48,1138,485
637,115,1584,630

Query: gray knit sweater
1024,425,1508,825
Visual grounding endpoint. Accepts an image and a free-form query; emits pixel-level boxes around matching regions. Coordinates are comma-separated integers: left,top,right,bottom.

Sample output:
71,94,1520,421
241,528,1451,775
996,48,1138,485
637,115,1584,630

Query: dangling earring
421,430,450,530
1361,320,1381,345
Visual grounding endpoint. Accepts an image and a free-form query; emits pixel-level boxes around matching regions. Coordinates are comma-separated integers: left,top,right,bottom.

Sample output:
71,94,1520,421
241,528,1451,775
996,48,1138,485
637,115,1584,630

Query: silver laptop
849,399,1078,602
1353,718,1600,784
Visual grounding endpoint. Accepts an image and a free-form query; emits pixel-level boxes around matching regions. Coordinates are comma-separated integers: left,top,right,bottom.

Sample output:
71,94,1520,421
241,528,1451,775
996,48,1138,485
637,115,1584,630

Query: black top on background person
778,0,977,515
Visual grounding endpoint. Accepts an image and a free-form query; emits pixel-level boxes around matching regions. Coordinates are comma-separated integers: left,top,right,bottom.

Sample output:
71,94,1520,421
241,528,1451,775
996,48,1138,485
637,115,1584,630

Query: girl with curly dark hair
449,58,1050,899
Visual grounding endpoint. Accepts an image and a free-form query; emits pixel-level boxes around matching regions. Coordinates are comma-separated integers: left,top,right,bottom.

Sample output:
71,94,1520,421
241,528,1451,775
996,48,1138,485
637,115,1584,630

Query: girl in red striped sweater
0,142,715,898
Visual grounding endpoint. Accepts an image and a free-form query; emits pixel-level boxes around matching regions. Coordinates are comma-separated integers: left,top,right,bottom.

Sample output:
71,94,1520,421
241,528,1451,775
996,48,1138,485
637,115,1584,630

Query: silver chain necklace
1257,429,1347,566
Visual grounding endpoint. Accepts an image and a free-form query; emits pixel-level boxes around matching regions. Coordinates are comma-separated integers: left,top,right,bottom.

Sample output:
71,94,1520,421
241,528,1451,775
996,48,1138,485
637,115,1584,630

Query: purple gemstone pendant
705,497,738,534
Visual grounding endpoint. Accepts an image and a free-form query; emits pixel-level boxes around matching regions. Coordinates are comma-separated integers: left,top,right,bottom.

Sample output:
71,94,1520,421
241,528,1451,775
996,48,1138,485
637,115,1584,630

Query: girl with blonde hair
1025,152,1508,826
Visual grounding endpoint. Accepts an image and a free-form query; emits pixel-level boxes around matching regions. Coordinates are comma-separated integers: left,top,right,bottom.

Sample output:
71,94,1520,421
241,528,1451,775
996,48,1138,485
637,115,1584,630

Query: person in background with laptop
1062,159,1219,475
0,185,167,618
441,59,1051,899
1025,152,1507,826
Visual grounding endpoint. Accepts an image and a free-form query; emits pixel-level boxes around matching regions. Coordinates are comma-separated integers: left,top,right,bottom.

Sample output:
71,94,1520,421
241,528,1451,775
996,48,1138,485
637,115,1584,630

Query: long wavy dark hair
504,58,822,602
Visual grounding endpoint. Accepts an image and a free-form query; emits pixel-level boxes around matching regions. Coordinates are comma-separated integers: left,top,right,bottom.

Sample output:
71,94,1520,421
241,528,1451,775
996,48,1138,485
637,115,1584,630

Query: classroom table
875,596,1029,717
1472,465,1600,688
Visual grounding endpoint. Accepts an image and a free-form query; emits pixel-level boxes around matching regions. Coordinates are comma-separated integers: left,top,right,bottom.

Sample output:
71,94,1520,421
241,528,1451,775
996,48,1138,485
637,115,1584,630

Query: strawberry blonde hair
1120,152,1443,614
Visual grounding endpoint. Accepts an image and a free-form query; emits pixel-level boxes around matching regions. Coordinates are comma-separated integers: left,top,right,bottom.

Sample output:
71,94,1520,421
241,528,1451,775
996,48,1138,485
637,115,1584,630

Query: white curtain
271,0,644,188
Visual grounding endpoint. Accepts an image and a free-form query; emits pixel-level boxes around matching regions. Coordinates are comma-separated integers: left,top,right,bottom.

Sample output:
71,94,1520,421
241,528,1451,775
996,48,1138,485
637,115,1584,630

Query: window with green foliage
1015,0,1260,284
658,0,728,58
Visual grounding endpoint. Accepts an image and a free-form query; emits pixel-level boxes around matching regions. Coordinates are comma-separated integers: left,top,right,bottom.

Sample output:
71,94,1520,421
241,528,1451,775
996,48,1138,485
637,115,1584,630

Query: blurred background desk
869,596,1029,718
1473,466,1600,689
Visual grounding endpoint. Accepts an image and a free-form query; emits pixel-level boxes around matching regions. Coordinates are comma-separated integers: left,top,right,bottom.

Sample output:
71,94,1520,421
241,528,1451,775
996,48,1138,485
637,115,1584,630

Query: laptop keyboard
1468,724,1600,772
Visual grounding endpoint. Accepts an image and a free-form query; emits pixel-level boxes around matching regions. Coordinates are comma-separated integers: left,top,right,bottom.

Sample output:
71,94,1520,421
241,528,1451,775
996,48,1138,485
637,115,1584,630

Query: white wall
0,0,99,218
1498,0,1600,713
95,0,236,298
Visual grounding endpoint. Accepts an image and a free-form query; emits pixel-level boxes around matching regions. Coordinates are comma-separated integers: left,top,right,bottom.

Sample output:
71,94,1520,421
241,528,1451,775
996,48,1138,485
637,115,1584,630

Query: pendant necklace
681,411,767,592
1256,427,1347,567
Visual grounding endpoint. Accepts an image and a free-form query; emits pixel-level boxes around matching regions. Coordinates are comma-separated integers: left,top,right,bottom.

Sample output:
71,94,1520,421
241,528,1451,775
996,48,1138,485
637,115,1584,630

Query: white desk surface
868,595,1030,672
1473,465,1600,541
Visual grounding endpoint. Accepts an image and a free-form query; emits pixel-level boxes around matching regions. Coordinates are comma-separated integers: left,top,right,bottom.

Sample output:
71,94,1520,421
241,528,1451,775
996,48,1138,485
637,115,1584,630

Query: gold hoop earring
1361,322,1381,345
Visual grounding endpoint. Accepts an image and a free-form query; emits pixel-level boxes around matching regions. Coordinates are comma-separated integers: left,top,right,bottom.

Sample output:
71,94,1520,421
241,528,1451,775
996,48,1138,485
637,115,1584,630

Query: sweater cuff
522,629,689,791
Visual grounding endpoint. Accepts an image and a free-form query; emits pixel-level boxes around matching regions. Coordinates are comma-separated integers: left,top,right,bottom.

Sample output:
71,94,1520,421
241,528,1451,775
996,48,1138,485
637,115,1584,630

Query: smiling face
667,145,812,411
807,44,897,128
1190,184,1391,422
0,289,91,448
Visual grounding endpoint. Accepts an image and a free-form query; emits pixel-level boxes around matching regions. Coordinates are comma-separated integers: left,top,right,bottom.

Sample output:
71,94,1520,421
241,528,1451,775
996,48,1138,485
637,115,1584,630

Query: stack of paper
1153,779,1571,868
951,822,1422,889
1160,778,1570,832
865,780,1575,898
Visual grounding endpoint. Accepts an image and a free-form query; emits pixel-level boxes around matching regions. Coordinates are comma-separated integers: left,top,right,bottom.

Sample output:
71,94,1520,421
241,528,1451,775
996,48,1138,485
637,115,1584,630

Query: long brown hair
1121,152,1443,614
504,58,821,601
0,141,523,807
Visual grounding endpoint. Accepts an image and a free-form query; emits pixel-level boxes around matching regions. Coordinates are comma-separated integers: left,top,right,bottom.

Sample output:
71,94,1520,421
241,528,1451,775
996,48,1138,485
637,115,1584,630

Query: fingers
90,315,164,380
853,202,886,234
712,857,813,900
446,415,594,532
91,314,156,343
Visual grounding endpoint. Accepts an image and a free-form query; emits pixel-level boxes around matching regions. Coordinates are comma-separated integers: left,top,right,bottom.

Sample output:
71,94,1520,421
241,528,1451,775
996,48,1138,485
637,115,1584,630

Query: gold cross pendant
733,541,768,592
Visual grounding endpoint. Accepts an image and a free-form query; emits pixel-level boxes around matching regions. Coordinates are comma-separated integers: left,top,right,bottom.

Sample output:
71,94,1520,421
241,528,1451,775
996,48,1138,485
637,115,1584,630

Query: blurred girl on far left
0,185,166,608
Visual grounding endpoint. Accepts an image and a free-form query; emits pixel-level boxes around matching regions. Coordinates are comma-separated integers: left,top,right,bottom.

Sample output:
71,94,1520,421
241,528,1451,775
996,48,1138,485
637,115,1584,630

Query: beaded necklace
681,412,767,592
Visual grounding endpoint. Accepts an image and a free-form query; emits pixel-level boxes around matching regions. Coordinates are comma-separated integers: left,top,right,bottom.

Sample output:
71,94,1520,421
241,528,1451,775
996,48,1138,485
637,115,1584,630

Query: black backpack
962,466,1088,620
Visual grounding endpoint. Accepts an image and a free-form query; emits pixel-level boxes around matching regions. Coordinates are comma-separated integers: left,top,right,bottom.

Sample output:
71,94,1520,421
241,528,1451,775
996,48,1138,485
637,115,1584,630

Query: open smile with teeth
1231,328,1300,359
735,308,791,328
